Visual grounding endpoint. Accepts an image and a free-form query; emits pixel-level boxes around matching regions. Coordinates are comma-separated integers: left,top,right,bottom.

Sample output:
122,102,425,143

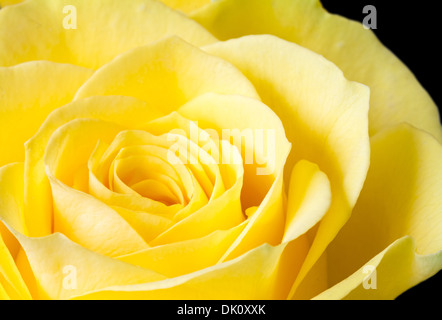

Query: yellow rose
0,0,440,301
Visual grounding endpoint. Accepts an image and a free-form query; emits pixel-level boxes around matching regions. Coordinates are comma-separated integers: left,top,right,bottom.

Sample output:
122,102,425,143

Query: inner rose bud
43,113,247,254
39,97,290,262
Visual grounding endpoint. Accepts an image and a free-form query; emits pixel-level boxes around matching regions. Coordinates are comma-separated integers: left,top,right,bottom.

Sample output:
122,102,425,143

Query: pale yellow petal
0,164,32,299
11,230,165,300
219,170,285,262
322,124,442,298
73,243,291,299
0,163,26,236
314,236,441,300
0,0,22,7
281,160,331,299
193,0,442,142
283,160,331,244
159,0,211,13
0,282,9,300
117,222,247,277
0,0,216,69
0,61,93,166
111,206,171,244
0,230,31,299
74,36,260,115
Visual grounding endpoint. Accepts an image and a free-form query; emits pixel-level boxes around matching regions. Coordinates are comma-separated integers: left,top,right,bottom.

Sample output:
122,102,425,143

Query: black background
321,1,440,301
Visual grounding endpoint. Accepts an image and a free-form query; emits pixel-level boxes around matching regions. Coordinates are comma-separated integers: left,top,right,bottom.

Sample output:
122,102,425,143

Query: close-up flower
0,0,440,301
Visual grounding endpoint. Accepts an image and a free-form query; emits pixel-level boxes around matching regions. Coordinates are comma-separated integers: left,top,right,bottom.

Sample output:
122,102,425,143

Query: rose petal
321,124,442,298
314,236,441,300
10,230,166,300
111,206,172,245
116,222,247,278
0,0,22,7
283,160,331,299
0,163,26,236
159,0,211,13
0,164,32,299
74,36,260,114
283,160,331,243
0,283,8,299
0,61,93,166
217,170,285,262
0,232,30,299
192,0,442,142
0,0,216,69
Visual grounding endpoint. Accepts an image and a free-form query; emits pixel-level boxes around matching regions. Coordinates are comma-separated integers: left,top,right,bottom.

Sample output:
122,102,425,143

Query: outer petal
74,36,260,114
0,0,216,69
0,163,26,237
0,0,22,7
0,164,32,300
283,160,330,243
0,231,32,300
0,164,31,299
204,35,370,296
0,61,93,167
284,160,331,299
322,124,442,298
116,222,247,278
192,0,442,142
159,0,211,13
314,236,441,300
0,283,8,299
10,230,166,300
